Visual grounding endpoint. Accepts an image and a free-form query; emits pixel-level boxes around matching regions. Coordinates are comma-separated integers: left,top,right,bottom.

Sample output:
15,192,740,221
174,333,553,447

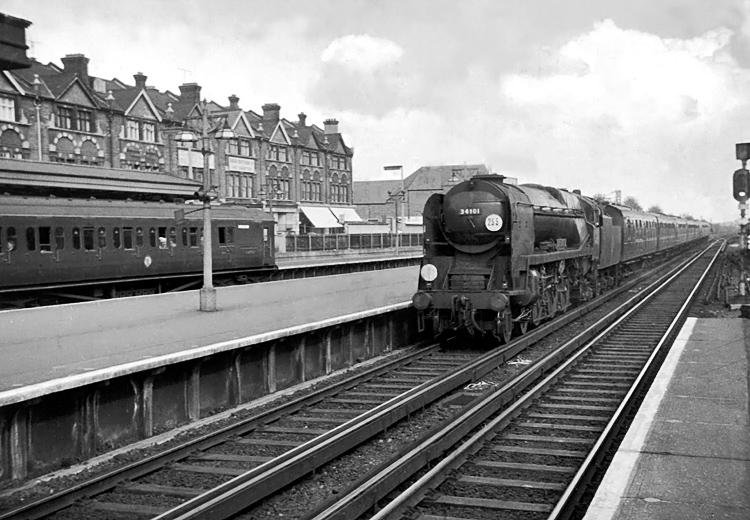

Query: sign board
178,149,214,169
227,156,256,173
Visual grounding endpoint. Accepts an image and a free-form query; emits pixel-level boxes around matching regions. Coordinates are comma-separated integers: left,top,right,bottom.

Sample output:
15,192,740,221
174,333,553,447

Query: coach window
39,227,52,252
218,226,234,246
136,227,144,248
169,227,177,248
123,227,134,250
113,227,121,249
189,227,198,247
158,227,168,249
149,227,156,248
181,227,188,247
72,227,81,249
83,227,95,251
7,227,16,252
98,227,107,248
26,227,36,251
55,227,65,250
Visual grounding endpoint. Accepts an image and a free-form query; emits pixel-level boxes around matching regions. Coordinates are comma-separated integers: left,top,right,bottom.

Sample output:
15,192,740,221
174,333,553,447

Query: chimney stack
228,94,240,110
262,103,281,125
134,72,147,90
324,118,339,134
61,54,89,81
298,112,307,126
179,83,202,105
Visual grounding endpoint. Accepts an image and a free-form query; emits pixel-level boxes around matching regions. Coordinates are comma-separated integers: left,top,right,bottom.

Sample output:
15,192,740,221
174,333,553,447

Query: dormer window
77,109,93,133
58,107,74,129
268,144,288,162
55,105,95,132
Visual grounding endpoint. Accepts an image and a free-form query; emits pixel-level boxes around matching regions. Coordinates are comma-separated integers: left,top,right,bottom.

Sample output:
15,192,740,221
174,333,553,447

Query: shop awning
299,206,343,228
330,207,363,223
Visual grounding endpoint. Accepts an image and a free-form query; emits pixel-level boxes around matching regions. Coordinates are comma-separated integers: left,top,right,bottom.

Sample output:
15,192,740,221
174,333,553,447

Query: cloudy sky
7,0,750,222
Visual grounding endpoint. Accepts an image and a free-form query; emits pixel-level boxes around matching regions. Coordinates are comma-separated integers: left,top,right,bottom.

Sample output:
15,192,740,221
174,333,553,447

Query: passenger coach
0,195,276,302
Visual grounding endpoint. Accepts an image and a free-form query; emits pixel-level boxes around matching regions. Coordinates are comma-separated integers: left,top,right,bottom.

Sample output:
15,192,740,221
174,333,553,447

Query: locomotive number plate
485,214,503,231
459,208,481,215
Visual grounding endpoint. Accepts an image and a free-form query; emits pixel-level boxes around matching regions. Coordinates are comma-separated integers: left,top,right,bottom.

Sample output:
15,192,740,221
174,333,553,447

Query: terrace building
0,53,358,239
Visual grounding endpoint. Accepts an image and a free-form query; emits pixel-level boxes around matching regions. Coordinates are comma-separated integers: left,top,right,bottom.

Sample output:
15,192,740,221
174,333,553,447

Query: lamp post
384,165,404,253
259,178,281,231
32,74,42,160
105,90,115,167
174,100,235,311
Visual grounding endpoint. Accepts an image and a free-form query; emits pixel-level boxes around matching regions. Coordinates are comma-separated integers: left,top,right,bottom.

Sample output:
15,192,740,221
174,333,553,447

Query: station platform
0,266,419,404
584,317,750,519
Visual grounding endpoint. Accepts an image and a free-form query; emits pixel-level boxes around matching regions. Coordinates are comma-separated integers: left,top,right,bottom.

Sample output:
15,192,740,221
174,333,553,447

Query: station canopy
299,206,344,228
331,207,363,223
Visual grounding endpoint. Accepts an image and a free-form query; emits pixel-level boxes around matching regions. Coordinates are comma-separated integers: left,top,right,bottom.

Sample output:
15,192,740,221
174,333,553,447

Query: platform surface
0,266,419,397
584,317,750,520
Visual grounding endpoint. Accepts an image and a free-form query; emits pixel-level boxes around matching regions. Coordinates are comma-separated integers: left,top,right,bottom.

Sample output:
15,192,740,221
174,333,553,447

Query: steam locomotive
0,195,276,307
412,174,711,342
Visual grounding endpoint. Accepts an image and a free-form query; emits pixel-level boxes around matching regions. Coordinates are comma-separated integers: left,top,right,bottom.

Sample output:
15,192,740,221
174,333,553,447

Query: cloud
321,35,404,74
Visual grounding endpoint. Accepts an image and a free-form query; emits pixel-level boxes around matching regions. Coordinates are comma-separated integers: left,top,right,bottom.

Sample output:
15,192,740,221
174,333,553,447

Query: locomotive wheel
557,280,571,313
544,290,557,318
514,316,528,336
530,300,543,327
496,309,513,344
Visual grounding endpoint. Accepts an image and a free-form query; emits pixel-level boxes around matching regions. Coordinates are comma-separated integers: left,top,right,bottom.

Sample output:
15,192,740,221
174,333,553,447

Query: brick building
353,164,488,225
0,52,357,236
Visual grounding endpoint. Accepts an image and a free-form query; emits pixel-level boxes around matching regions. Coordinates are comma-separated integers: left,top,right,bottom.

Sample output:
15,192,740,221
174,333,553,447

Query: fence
285,233,423,252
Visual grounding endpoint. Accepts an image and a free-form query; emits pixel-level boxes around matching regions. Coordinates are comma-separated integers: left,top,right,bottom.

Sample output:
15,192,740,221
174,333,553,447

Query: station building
0,51,359,239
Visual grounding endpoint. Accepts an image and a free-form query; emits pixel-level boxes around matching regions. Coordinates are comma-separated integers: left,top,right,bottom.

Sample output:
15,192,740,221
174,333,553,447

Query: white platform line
582,317,696,520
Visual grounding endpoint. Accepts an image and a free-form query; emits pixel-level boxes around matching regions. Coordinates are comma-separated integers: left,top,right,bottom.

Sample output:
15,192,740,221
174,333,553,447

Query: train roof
0,195,273,223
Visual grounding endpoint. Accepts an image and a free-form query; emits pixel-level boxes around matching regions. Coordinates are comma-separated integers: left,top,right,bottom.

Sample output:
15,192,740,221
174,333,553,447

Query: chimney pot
298,112,307,126
179,83,202,105
262,103,281,124
228,94,240,110
134,72,147,89
61,54,90,80
324,118,339,134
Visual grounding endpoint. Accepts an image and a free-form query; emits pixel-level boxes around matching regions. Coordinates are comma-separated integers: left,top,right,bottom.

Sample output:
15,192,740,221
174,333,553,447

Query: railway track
303,242,720,520
0,243,719,520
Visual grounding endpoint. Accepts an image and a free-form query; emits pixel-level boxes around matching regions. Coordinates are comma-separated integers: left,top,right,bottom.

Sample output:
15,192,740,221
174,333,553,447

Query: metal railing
285,233,423,252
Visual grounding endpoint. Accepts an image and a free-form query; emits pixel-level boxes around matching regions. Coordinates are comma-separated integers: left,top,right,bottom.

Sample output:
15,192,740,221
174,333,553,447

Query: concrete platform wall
0,307,420,481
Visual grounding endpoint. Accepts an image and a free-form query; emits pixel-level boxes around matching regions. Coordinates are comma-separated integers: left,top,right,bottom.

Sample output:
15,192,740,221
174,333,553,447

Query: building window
142,122,155,142
126,120,140,140
0,96,15,122
240,139,251,157
268,144,288,162
77,110,93,133
228,139,239,155
58,107,74,130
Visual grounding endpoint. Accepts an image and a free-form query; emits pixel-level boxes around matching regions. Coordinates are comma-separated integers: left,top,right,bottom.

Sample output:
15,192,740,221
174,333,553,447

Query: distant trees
623,196,642,211
592,193,608,203
647,205,663,213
